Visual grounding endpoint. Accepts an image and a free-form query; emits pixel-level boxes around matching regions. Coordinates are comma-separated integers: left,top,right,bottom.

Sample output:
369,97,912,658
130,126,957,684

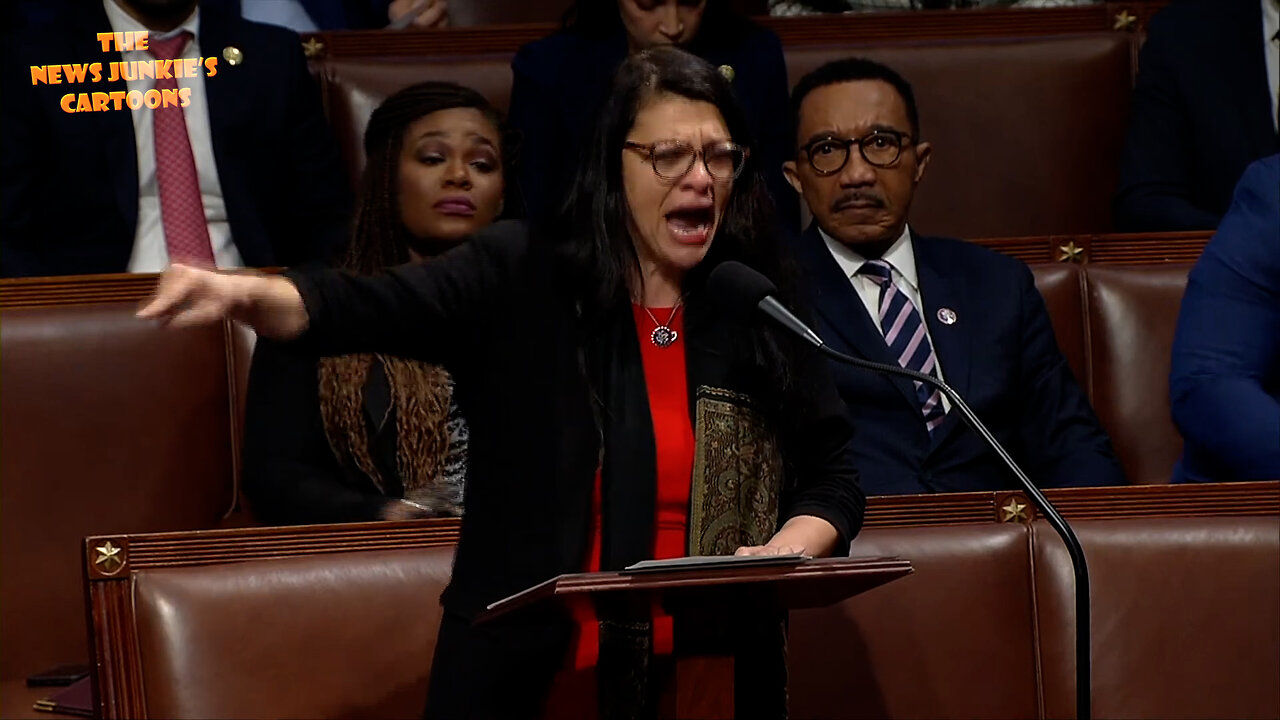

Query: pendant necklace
643,300,683,348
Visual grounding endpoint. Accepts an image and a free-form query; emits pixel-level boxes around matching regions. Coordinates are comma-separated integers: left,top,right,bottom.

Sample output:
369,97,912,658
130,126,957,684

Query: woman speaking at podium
140,47,864,720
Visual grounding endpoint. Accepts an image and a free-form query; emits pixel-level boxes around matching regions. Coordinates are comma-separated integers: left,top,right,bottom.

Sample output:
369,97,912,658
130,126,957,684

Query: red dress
569,304,694,669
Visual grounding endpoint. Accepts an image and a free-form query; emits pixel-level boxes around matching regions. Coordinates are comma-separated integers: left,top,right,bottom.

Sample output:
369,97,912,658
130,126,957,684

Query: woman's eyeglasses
801,130,914,175
623,140,750,181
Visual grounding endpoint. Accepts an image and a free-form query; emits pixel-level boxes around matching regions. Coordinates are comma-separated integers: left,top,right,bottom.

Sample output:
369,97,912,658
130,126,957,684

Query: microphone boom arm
706,263,1091,719
812,344,1093,720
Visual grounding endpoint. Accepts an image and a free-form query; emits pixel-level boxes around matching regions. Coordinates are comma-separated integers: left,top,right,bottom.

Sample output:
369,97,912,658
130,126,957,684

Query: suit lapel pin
223,46,244,66
717,64,735,82
937,307,957,325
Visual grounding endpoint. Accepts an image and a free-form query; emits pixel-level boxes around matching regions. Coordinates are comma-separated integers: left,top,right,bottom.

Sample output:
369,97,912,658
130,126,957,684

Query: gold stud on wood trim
302,37,326,59
93,540,126,576
1057,241,1085,263
999,497,1030,523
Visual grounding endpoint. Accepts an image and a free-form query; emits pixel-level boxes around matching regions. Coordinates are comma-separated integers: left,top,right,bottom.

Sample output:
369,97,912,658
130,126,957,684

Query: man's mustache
831,191,886,212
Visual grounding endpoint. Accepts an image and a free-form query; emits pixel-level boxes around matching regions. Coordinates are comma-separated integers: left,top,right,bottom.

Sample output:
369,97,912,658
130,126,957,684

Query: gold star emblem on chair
1000,497,1030,523
1113,10,1137,31
302,37,326,59
1058,241,1085,263
93,541,125,575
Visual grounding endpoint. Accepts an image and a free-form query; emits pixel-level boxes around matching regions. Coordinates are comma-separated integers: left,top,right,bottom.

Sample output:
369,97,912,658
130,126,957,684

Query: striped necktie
858,260,947,433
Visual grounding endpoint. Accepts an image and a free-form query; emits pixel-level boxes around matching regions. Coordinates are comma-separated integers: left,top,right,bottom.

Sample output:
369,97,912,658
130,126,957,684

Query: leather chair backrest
132,545,455,720
1085,264,1191,484
1031,263,1089,396
318,32,1132,239
94,509,1280,719
788,524,1041,719
784,33,1133,238
229,323,256,485
1033,515,1280,719
0,304,240,680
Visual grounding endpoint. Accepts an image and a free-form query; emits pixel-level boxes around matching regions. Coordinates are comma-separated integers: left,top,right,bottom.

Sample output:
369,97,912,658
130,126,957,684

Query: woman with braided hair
240,81,512,523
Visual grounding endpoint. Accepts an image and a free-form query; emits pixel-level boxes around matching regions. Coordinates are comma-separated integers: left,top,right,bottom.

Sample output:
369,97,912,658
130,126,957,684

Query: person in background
768,0,1096,15
139,47,863,718
242,82,511,524
0,0,352,277
1114,0,1279,232
784,57,1125,494
508,0,797,229
200,0,449,32
1169,154,1280,483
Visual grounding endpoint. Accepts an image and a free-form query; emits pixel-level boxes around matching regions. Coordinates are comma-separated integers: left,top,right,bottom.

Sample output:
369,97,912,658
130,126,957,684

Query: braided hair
318,82,511,499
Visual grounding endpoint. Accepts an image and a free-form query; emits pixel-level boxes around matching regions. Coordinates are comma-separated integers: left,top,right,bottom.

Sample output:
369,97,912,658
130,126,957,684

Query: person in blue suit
1113,0,1280,232
508,0,797,228
783,57,1126,495
1170,154,1280,483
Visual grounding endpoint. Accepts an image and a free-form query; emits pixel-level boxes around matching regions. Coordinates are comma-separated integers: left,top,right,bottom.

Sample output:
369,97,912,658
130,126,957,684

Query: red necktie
147,31,215,265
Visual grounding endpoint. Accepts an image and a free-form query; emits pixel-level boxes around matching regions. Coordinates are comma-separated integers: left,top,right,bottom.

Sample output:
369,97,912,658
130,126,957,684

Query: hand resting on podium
736,514,840,557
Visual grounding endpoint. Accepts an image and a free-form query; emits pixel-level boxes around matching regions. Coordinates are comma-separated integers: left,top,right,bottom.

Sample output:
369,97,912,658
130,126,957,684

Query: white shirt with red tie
103,0,243,272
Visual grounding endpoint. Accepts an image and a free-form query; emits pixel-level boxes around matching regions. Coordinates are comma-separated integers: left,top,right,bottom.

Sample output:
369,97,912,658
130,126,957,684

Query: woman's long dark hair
320,81,512,499
343,81,516,274
550,46,803,406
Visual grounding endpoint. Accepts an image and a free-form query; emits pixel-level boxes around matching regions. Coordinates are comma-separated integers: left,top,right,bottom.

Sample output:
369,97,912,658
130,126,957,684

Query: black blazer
284,221,864,619
1114,0,1280,231
507,22,797,227
792,224,1126,494
0,1,351,277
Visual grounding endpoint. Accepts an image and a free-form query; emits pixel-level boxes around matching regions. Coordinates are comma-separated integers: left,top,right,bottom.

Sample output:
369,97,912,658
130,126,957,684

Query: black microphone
707,260,1093,720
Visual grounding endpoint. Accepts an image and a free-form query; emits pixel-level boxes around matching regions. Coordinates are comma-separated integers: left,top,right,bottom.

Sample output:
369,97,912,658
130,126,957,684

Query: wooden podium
481,555,913,719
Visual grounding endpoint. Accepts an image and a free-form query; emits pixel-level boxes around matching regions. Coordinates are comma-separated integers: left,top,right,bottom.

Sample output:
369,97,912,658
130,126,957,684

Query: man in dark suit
1170,154,1280,483
1,0,352,277
783,58,1126,495
1113,0,1280,232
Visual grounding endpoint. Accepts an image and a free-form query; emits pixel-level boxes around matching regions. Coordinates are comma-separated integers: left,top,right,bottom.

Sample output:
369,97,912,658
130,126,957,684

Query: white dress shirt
104,0,243,272
240,0,319,33
1263,0,1280,132
820,224,951,412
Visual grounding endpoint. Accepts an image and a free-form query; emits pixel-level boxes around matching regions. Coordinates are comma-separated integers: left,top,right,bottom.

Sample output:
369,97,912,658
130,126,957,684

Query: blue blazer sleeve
1170,155,1280,481
1012,263,1127,487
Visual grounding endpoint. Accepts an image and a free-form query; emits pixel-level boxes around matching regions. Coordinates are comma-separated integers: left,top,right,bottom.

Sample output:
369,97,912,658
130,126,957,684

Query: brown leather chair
0,303,244,687
132,546,453,719
1032,263,1089,397
1033,515,1280,720
789,524,1041,720
783,33,1132,239
87,495,1280,720
1085,264,1191,484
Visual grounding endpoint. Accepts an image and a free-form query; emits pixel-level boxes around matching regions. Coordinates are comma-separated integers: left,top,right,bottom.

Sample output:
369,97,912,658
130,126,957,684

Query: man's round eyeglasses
623,140,750,181
801,130,914,175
